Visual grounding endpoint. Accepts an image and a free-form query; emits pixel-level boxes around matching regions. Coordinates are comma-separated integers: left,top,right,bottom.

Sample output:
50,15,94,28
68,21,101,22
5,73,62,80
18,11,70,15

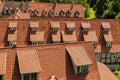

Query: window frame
22,73,38,80
106,41,112,48
77,65,89,74
9,41,16,47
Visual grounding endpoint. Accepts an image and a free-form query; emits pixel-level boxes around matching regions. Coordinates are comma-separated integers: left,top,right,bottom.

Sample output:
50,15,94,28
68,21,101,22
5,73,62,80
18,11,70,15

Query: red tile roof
0,53,6,75
66,46,92,66
97,62,118,80
30,31,44,41
17,49,41,74
83,31,98,41
29,2,85,18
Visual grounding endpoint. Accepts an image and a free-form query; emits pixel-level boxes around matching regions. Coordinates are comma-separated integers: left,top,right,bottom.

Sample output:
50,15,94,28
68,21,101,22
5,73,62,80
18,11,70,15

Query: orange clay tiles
0,42,101,80
8,21,17,27
101,22,111,29
0,53,6,75
66,21,75,28
103,31,113,42
17,49,41,74
8,31,17,41
50,21,60,28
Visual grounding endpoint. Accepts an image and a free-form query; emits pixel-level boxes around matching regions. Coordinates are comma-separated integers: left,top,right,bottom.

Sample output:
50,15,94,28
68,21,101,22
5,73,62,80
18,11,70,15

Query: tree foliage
94,0,120,19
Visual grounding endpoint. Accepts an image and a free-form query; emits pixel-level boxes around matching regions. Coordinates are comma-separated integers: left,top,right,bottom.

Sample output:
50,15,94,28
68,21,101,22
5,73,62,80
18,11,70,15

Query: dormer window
28,9,33,16
42,10,47,17
74,11,80,17
48,10,54,17
30,21,39,32
50,21,60,33
101,22,111,32
103,31,113,48
3,7,8,15
81,22,90,32
66,22,75,33
8,21,17,32
59,10,65,17
33,9,39,16
66,10,71,17
66,46,92,75
8,8,13,15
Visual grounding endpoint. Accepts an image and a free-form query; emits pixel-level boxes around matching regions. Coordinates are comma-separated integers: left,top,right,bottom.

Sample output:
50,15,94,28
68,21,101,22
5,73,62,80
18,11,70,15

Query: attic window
101,22,111,32
51,22,60,33
81,22,90,32
30,21,39,32
103,31,113,48
66,22,75,32
77,65,89,74
48,10,54,17
8,21,17,32
28,9,33,16
74,11,80,17
66,10,71,17
3,7,8,14
9,41,16,47
8,8,13,15
33,9,39,16
42,10,47,17
0,75,3,80
66,46,92,75
59,10,65,17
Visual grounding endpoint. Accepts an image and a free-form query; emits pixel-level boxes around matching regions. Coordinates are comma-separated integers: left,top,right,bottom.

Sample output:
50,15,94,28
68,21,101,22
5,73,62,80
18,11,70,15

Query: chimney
52,1,57,11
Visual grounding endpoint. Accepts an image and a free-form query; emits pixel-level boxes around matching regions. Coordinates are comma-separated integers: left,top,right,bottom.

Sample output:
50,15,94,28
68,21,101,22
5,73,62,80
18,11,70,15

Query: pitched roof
81,22,90,28
17,49,41,74
14,12,30,19
51,31,61,42
9,21,17,27
0,53,6,75
30,31,44,41
66,21,75,28
66,46,92,66
83,31,98,41
50,21,60,28
103,31,113,42
61,30,77,42
97,62,118,80
101,22,111,28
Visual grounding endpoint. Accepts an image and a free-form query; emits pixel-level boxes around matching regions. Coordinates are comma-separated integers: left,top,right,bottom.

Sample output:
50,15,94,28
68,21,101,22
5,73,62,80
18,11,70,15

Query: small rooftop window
66,22,75,33
101,22,111,32
41,10,47,17
33,9,39,16
30,21,39,32
74,11,80,17
50,21,60,33
59,10,65,17
81,22,90,32
8,21,17,32
48,10,54,17
66,10,71,17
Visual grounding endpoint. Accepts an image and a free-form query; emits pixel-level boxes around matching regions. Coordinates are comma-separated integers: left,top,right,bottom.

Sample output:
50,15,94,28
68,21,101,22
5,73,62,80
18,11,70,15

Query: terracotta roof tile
51,31,61,42
83,31,98,41
61,30,77,42
103,31,113,42
17,49,41,74
8,31,17,41
30,31,44,41
81,22,90,28
66,46,92,66
30,21,39,28
14,13,30,19
50,21,60,28
0,53,6,75
66,21,75,28
101,22,111,28
97,62,118,80
9,21,17,27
